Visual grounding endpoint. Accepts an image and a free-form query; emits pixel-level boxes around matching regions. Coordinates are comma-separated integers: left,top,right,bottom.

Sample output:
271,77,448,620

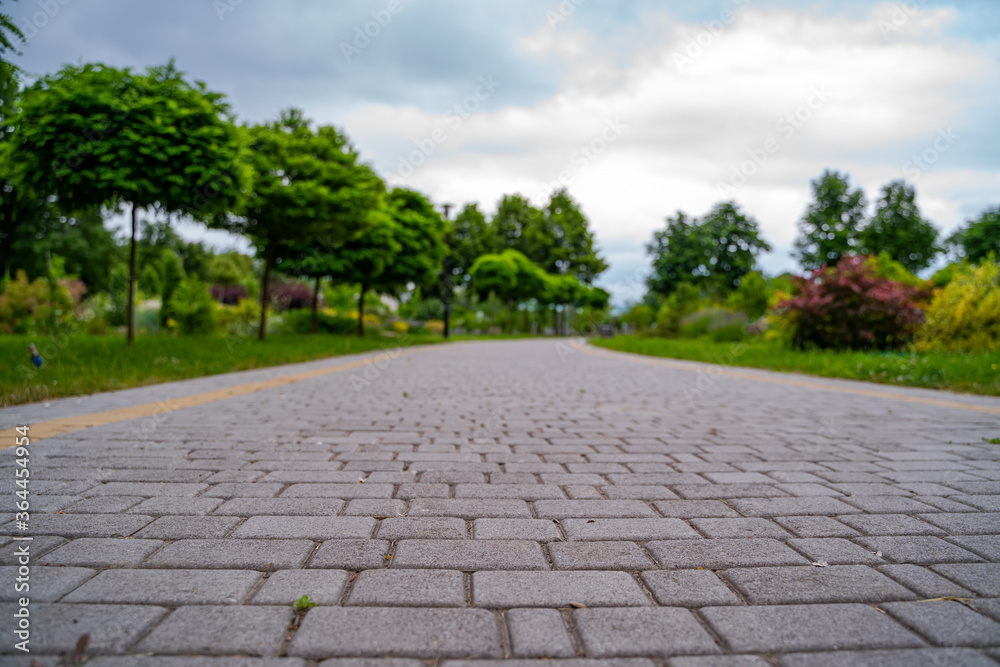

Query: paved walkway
2,339,999,666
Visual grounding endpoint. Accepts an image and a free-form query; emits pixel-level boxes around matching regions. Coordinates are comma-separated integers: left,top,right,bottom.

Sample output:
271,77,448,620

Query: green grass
1,333,440,407
592,336,1000,397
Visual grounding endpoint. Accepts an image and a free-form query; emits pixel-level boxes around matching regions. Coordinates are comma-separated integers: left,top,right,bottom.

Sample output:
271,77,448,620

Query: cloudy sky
12,0,1000,302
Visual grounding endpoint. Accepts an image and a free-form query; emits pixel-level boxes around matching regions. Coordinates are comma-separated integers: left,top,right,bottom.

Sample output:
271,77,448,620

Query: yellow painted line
1,347,425,447
583,344,1000,416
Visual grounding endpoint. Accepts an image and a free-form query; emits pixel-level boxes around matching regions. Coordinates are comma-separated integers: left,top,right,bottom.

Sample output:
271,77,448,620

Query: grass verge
592,336,1000,397
1,333,440,407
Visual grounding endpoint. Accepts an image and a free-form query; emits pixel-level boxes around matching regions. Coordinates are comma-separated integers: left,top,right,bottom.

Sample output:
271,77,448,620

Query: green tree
6,61,249,344
169,277,216,335
491,194,543,255
948,206,1000,263
0,0,24,61
645,211,707,296
793,169,866,270
221,109,383,339
859,180,939,272
469,251,519,331
159,250,185,327
538,189,608,283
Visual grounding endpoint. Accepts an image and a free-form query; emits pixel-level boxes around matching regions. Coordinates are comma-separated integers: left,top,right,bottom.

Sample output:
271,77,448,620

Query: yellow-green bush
915,260,1000,353
0,270,75,334
216,298,262,336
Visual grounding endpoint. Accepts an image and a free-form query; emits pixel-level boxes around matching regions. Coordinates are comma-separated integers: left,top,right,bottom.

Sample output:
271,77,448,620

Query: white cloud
342,3,996,299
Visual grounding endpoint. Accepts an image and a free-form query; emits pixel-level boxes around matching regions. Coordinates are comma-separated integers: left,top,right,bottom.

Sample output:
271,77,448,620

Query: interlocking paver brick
348,569,465,606
408,498,532,518
947,534,1000,560
473,519,563,541
64,569,258,604
309,539,391,569
916,512,1000,534
690,518,791,539
62,496,144,513
574,607,720,657
289,608,503,658
232,516,375,539
0,566,94,602
37,537,163,568
251,569,349,604
701,604,923,652
786,538,884,564
533,500,657,519
855,536,984,564
548,541,656,569
456,484,565,500
344,499,408,516
721,565,916,604
598,485,680,500
836,514,946,536
647,538,810,568
561,518,700,541
641,569,740,606
377,517,467,540
778,648,997,666
82,482,208,496
773,516,860,538
506,608,576,658
672,484,788,499
396,483,451,499
214,498,344,516
727,497,861,517
134,515,241,539
0,602,166,654
473,570,649,607
929,563,1000,596
137,606,293,655
1,514,153,538
881,600,1000,647
392,539,548,570
877,564,974,597
652,500,741,518
143,538,315,569
282,483,395,498
127,497,224,515
0,535,67,564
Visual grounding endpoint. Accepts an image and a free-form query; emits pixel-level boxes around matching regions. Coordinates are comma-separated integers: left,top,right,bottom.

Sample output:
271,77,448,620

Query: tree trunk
311,275,321,334
0,193,17,279
506,300,514,334
258,239,274,341
127,203,138,346
489,293,497,333
442,262,452,340
358,283,367,337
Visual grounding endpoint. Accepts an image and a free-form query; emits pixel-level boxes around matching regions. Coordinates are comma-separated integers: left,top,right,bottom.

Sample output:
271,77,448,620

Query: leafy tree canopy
793,169,866,270
948,206,1000,264
859,180,939,272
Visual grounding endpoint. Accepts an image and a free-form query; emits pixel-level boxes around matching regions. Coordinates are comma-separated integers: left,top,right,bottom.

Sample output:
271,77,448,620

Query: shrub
278,308,359,335
210,284,248,305
269,281,314,311
168,279,217,335
710,321,747,342
0,270,75,334
727,271,769,319
775,255,928,350
915,259,1000,353
160,250,186,326
655,283,702,336
216,298,262,337
679,307,747,338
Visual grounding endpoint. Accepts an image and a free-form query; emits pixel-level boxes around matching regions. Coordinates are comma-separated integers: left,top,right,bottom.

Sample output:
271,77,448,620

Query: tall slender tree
859,180,939,272
793,169,866,270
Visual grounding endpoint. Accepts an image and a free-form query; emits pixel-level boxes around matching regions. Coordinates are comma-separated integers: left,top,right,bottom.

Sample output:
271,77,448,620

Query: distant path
2,339,998,663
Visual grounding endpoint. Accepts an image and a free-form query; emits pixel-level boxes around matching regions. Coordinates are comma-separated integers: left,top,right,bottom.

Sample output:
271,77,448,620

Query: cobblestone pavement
2,339,1000,666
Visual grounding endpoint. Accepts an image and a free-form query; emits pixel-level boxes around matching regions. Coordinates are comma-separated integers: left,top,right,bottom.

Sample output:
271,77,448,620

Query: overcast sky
12,0,1000,302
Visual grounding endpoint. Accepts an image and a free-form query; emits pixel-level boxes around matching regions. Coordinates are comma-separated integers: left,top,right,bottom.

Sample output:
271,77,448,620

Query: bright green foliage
168,278,216,335
447,203,493,287
470,251,519,302
159,251,186,327
491,194,542,255
859,180,939,272
915,259,1000,353
225,109,384,339
294,595,318,613
864,252,926,287
139,265,161,297
726,271,769,319
215,298,261,336
647,202,770,296
793,170,866,270
0,270,74,334
655,282,703,335
535,189,608,283
948,206,1000,263
208,252,254,286
931,263,961,288
374,188,447,294
0,1,24,58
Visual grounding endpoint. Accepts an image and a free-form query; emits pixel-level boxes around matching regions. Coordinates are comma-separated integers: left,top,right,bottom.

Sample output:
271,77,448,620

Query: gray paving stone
473,519,563,541
377,517,467,540
0,535,67,564
64,569,259,604
137,606,293,655
727,497,861,517
668,657,770,667
574,607,720,657
392,539,548,570
143,539,315,570
456,484,565,500
344,499,408,516
37,537,164,568
701,603,923,652
214,498,344,516
671,484,788,499
202,483,286,498
778,648,997,666
947,534,1000,561
316,661,419,667
652,500,741,518
774,515,860,538
917,512,1000,535
396,483,451,499
690,518,791,539
408,498,532,518
62,496,144,513
929,563,1000,596
837,514,947,536
82,482,208,496
839,496,938,513
0,565,94,602
348,569,465,606
561,518,700,541
251,569,349,604
721,565,916,604
128,497,224,515
855,536,984,564
647,538,810,569
786,538,884,564
641,569,741,606
0,602,166,654
473,570,650,607
549,541,656,569
232,516,375,539
534,500,657,519
309,540,391,569
289,607,503,658
598,485,680,500
134,515,241,539
443,661,655,667
881,600,1000,647
506,608,576,658
282,483,395,498
0,514,153,537
89,659,308,667
877,564,974,597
